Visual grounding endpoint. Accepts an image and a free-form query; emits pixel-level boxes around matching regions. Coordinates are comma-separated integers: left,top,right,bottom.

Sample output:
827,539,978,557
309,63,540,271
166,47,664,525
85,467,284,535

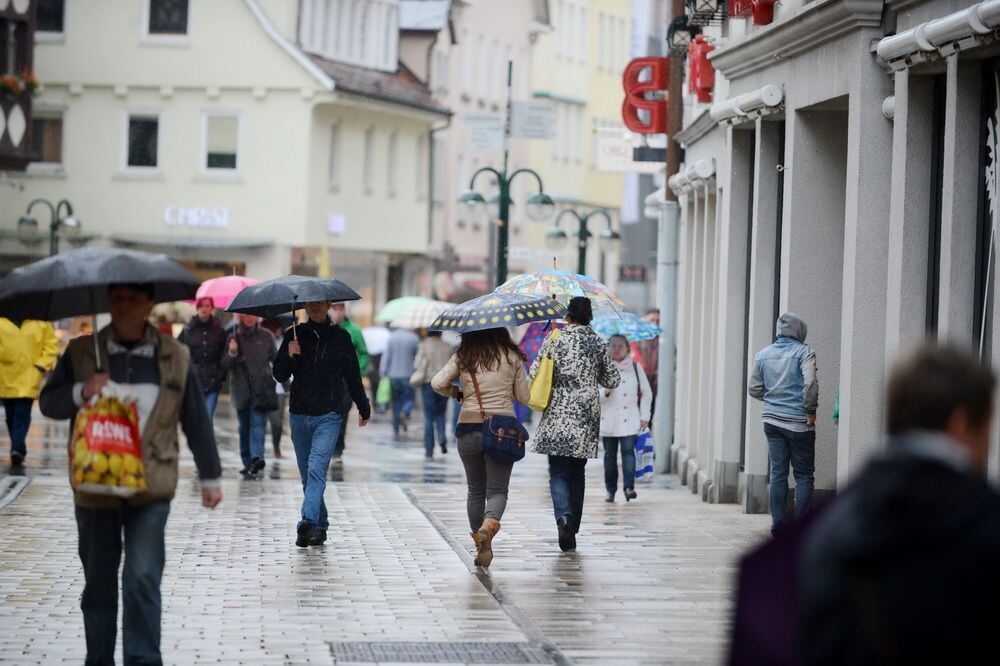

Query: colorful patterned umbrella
496,269,625,317
428,293,566,333
592,312,662,342
518,320,565,366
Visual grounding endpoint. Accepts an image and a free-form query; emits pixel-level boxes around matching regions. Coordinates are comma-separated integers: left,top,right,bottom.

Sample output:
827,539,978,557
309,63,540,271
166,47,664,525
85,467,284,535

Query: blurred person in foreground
329,301,369,465
794,343,1000,665
40,283,222,665
0,317,58,466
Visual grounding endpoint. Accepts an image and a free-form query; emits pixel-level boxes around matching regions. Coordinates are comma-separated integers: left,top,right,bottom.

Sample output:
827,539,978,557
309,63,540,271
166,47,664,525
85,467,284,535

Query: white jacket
599,359,652,437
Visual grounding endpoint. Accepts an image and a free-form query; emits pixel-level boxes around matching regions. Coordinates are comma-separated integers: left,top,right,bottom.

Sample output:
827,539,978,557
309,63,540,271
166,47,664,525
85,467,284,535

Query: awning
109,233,272,250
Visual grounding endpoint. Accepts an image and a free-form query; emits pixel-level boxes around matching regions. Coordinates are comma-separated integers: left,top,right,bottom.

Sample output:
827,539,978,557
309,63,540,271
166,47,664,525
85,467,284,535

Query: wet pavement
0,398,769,664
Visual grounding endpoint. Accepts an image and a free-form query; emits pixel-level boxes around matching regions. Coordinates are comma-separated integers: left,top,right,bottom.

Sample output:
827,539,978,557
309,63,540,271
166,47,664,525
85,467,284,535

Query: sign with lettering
465,113,504,151
163,206,230,229
596,130,664,174
511,101,555,140
619,264,648,283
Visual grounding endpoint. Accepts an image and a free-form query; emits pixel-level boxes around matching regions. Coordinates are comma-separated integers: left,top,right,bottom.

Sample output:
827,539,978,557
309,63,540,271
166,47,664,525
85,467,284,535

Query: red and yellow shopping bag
71,393,147,496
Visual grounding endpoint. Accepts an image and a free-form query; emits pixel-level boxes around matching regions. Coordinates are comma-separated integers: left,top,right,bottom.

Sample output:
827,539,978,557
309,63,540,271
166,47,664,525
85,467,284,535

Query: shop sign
163,205,230,229
510,101,555,140
465,112,504,151
596,130,664,174
619,264,648,282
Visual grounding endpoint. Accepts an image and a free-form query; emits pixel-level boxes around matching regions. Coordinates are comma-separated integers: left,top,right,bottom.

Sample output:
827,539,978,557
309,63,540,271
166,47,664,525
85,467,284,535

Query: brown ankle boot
472,518,501,567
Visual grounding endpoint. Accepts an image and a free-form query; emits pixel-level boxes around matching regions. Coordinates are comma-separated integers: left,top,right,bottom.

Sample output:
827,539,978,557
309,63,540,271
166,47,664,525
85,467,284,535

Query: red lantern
688,35,716,104
751,0,777,24
729,0,752,17
621,57,669,134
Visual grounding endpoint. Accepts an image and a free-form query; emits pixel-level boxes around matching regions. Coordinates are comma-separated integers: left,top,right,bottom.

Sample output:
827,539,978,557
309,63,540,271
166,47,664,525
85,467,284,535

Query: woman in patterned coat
529,297,620,551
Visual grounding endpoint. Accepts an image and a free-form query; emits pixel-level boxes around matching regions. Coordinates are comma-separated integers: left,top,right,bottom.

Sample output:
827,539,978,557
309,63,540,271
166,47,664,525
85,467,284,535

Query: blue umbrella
592,312,662,341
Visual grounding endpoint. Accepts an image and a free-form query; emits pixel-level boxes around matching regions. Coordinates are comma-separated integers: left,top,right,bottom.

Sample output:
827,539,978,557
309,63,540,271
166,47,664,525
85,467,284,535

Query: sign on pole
465,113,504,151
596,129,663,174
510,101,555,140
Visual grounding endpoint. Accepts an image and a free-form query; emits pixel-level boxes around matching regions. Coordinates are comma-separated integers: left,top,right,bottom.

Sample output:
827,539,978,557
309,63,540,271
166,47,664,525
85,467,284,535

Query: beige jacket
431,351,530,424
411,336,455,386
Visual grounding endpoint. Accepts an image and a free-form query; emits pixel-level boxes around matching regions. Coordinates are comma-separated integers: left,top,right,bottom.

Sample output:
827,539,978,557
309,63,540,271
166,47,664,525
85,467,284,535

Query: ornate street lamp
668,14,702,55
18,198,81,256
545,208,620,275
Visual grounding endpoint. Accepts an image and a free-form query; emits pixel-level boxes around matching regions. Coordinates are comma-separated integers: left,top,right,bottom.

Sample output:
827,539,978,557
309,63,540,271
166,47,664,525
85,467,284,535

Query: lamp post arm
469,167,504,190
55,199,74,222
584,208,614,231
26,198,57,228
508,167,544,192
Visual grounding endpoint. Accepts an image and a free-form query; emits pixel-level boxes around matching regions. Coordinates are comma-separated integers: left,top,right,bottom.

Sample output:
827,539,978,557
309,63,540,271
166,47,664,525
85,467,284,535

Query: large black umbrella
226,275,361,339
427,292,566,333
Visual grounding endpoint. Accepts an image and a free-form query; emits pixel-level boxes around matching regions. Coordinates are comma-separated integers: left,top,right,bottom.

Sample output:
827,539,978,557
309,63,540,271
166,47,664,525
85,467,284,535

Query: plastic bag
634,431,655,482
71,386,147,497
375,376,392,407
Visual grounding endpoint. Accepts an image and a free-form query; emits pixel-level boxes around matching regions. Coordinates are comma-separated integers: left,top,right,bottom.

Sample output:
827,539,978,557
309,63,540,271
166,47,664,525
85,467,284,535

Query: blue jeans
237,408,267,468
3,397,32,457
75,501,170,666
390,379,414,434
421,384,448,455
548,455,587,534
203,391,219,420
764,422,816,533
290,412,343,530
602,435,637,494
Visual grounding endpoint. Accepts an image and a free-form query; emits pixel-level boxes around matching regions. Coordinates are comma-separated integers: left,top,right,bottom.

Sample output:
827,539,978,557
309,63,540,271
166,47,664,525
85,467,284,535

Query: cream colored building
0,0,447,320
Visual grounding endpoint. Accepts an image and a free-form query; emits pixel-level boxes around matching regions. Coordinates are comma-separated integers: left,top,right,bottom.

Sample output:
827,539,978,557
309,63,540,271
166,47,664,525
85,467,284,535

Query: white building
0,0,448,319
668,0,1000,510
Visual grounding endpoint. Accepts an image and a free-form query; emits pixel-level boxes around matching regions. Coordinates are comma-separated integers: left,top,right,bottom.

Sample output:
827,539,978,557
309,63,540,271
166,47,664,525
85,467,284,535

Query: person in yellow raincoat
0,317,58,466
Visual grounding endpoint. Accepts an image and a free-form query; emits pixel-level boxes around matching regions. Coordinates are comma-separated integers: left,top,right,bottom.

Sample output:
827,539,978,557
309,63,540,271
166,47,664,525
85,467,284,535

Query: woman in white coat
599,334,652,502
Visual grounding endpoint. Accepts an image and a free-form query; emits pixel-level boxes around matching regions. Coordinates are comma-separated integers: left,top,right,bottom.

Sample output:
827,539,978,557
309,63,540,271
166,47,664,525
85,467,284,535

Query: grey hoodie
748,312,818,423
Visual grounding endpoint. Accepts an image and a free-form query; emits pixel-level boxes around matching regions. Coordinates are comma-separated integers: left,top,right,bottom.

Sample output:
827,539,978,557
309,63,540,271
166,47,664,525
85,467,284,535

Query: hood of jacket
776,312,807,342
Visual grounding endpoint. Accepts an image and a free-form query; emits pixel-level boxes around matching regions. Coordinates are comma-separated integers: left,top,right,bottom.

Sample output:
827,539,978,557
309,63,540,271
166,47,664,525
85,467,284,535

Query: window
204,114,239,171
30,114,63,164
455,153,466,201
328,121,341,189
460,28,471,98
432,137,445,203
416,135,426,199
386,130,397,197
579,7,587,62
477,34,488,102
363,126,374,194
556,1,565,57
127,115,159,169
567,5,575,59
147,0,189,36
598,13,605,71
36,0,65,34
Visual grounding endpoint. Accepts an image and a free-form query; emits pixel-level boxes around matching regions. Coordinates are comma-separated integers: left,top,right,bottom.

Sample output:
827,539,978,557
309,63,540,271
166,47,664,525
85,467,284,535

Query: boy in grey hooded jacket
748,312,818,535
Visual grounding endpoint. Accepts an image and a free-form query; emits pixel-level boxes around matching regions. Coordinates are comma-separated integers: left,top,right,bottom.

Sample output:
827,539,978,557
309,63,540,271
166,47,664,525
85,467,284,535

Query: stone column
684,192,705,485
695,186,719,497
672,203,692,470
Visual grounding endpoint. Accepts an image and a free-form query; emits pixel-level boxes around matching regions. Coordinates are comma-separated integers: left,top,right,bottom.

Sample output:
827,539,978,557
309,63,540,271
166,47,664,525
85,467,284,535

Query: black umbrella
226,275,361,339
0,247,199,370
427,292,566,333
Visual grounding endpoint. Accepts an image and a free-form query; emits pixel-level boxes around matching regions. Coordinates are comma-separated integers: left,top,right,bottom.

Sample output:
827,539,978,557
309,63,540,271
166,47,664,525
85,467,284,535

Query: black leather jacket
177,316,227,394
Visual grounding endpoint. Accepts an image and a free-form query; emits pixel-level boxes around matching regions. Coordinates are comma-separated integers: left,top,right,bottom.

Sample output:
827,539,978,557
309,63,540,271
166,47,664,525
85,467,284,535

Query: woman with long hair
530,297,620,551
432,327,530,567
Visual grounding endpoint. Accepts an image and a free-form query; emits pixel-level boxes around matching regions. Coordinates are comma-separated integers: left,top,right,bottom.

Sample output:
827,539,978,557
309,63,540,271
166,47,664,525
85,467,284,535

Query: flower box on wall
0,0,37,172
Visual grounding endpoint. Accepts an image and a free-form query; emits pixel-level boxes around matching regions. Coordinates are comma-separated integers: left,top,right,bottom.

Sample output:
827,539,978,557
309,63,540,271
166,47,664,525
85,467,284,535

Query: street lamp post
545,208,621,276
455,61,555,288
17,198,81,256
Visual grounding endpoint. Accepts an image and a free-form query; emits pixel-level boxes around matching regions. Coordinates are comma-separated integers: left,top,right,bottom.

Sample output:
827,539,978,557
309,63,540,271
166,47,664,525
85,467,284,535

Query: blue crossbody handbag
467,364,528,463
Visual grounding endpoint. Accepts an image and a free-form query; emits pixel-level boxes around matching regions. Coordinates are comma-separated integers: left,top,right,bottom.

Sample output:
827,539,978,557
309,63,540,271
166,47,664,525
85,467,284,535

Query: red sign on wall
621,57,669,134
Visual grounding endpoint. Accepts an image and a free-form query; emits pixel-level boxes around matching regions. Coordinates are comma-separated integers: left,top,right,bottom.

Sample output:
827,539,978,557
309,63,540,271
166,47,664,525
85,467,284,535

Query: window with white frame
432,137,445,203
477,34,488,102
203,114,239,171
566,5,575,60
416,135,426,199
597,12,605,71
460,28,471,98
299,0,397,72
328,120,341,189
386,130,397,197
579,7,587,62
30,112,63,164
126,113,160,169
491,41,502,105
455,153,466,201
146,0,189,36
36,0,65,34
363,126,374,194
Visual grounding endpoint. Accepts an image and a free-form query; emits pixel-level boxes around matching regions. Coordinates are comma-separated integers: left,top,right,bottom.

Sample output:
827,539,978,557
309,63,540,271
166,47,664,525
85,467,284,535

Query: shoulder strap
633,361,641,407
465,363,488,423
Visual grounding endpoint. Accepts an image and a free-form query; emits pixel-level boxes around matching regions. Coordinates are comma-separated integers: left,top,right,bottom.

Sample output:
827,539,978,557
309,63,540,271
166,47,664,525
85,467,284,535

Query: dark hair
108,283,155,300
425,330,442,338
887,343,996,436
609,333,629,346
455,328,526,373
566,296,593,326
645,308,659,316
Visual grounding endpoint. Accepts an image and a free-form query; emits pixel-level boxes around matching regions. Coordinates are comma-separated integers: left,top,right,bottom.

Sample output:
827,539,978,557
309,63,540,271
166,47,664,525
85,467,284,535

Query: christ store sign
163,205,231,229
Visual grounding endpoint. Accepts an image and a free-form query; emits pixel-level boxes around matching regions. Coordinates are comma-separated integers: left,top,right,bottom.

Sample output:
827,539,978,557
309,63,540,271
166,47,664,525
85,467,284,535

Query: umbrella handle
93,313,102,372
292,296,298,341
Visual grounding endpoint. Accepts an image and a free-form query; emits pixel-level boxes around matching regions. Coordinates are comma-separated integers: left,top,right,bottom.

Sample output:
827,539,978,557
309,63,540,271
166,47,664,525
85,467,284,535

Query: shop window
328,121,341,189
204,114,238,170
363,126,374,194
976,64,1000,358
147,0,189,36
926,75,946,334
37,0,65,34
30,114,62,164
386,130,397,197
126,115,159,169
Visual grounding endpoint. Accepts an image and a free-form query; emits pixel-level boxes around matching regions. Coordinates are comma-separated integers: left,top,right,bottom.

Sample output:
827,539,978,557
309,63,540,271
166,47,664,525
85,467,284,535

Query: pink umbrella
194,275,260,310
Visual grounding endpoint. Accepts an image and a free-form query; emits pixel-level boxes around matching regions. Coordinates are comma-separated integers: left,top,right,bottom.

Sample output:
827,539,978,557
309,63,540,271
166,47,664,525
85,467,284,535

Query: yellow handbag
528,329,561,412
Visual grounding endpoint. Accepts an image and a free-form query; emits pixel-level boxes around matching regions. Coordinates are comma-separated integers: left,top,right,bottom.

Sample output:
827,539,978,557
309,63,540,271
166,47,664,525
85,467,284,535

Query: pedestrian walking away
0,316,58,467
272,300,370,548
260,317,289,459
381,325,419,438
600,334,652,503
329,301,369,464
530,297,620,552
432,328,530,567
413,330,454,458
748,312,818,536
177,297,228,421
39,283,222,666
792,344,1000,665
222,313,278,477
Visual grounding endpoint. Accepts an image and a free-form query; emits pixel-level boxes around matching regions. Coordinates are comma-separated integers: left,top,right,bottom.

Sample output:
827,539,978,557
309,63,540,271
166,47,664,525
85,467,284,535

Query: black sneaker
605,492,615,503
296,521,315,548
439,441,447,454
309,529,328,546
239,466,250,478
249,458,265,475
624,488,637,502
557,517,576,552
10,451,24,466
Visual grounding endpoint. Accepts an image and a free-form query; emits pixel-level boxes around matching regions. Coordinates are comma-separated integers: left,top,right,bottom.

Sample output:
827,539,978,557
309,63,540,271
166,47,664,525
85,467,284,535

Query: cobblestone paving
0,402,769,664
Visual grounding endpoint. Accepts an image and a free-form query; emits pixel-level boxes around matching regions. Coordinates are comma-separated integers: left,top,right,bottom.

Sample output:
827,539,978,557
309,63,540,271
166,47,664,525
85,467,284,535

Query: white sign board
465,112,504,151
163,206,230,229
327,213,346,236
596,131,663,174
508,246,545,261
510,101,555,140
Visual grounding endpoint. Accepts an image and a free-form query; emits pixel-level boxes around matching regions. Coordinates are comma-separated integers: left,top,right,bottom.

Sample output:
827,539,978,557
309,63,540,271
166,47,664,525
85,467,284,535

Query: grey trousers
457,431,514,531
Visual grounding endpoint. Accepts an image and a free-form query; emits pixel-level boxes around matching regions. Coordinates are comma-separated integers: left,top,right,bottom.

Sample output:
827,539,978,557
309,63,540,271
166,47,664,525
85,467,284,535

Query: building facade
0,0,447,321
668,0,1000,511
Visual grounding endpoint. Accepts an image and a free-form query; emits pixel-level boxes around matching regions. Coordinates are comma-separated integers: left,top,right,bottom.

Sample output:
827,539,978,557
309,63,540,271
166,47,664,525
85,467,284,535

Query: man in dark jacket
177,297,227,419
797,343,1000,665
273,300,370,548
40,283,222,665
221,314,277,476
